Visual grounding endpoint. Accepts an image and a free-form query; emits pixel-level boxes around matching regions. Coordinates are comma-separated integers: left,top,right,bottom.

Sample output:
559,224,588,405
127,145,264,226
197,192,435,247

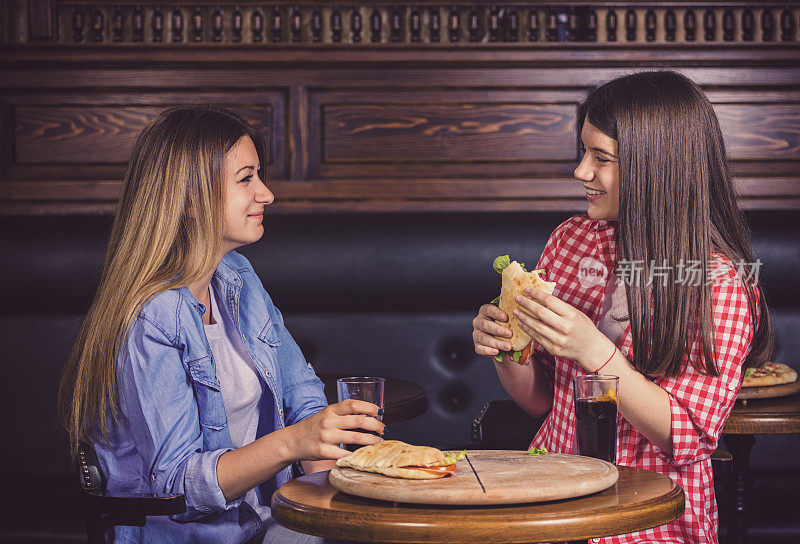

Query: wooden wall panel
717,104,800,162
309,90,579,181
16,106,168,165
1,1,799,213
321,103,575,162
4,92,286,183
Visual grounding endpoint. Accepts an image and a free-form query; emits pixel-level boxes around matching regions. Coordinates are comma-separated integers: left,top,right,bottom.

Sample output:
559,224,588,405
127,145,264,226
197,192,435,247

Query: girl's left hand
514,287,614,372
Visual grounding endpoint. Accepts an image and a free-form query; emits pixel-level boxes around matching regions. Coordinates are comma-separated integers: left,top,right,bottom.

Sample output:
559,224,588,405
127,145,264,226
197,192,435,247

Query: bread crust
498,262,557,352
335,440,452,480
338,464,450,479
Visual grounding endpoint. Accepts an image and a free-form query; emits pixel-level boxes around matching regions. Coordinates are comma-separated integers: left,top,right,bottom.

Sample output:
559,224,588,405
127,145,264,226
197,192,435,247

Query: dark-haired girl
472,71,773,544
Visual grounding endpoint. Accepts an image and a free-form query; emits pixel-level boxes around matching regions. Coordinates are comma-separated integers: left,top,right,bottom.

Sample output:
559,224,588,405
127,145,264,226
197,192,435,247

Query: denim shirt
93,251,327,544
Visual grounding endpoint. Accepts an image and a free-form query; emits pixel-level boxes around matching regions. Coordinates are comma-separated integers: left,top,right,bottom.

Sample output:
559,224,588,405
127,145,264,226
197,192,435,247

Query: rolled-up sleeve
118,317,242,520
183,449,231,514
656,260,756,466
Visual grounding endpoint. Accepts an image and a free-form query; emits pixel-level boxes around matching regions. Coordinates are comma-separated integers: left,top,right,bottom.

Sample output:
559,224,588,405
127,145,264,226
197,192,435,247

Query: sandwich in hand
490,255,556,365
336,440,466,479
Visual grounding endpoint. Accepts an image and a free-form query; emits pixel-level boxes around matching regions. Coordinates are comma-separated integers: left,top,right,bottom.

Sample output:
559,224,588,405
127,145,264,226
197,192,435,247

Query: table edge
723,413,800,434
272,468,685,544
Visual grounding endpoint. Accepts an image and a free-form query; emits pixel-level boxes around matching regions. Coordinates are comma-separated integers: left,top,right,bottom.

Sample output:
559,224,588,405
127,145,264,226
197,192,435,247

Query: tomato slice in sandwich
405,464,457,475
520,343,532,364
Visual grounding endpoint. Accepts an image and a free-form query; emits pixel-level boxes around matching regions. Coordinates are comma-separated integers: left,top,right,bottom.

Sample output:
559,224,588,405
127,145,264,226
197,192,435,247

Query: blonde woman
58,105,383,543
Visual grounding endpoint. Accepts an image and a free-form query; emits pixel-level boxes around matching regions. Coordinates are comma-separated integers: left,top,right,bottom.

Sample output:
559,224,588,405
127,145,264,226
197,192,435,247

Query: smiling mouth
585,189,605,196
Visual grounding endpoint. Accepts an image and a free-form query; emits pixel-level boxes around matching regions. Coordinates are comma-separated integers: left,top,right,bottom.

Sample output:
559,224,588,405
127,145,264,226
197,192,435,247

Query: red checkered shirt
528,215,758,544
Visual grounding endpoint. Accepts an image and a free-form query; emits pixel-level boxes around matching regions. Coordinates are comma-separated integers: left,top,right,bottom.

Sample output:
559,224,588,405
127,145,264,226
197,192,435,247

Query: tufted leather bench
0,210,798,542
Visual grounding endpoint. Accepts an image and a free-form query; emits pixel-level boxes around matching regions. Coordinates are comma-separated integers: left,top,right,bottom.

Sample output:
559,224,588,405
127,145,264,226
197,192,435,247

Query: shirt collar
213,252,244,287
592,219,617,232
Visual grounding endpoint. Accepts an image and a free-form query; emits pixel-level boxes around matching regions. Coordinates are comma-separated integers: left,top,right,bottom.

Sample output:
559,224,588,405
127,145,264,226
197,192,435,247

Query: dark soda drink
575,397,617,463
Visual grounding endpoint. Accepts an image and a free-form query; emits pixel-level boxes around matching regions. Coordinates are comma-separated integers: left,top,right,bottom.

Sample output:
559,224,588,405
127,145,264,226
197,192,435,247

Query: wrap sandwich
490,255,557,365
336,440,466,479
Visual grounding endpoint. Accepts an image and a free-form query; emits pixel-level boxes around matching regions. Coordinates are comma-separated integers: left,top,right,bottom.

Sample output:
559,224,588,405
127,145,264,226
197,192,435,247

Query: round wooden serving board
738,379,800,400
327,450,618,505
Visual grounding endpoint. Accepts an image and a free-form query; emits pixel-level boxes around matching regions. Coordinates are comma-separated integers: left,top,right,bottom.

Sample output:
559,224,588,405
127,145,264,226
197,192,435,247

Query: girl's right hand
472,304,514,357
289,400,385,461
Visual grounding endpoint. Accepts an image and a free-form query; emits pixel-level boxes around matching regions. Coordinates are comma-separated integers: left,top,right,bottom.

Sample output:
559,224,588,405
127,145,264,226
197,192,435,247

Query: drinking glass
336,376,385,452
573,374,619,464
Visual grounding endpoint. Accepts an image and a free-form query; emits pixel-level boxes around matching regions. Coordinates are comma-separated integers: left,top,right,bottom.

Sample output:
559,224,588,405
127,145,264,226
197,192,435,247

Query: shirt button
150,474,156,482
266,371,271,377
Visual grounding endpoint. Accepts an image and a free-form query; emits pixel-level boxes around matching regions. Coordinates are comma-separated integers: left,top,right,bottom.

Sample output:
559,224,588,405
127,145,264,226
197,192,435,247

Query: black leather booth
1,210,798,542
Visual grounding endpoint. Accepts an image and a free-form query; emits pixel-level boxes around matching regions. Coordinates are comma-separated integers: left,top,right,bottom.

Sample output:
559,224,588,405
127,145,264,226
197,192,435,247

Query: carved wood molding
8,2,800,48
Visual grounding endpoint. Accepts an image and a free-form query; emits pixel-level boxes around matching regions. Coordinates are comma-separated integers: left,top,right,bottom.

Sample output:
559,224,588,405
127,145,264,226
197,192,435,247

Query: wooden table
319,373,428,425
722,392,800,544
272,467,684,543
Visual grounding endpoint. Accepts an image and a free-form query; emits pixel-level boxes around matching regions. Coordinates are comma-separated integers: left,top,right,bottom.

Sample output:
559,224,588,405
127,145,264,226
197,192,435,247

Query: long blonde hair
58,105,267,459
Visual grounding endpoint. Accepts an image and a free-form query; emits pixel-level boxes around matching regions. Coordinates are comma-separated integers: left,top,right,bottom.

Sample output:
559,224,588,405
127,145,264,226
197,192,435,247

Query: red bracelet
594,345,618,374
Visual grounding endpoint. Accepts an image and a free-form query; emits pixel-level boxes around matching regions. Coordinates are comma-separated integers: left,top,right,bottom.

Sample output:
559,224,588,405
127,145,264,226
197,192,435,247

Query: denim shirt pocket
257,320,282,347
186,356,227,431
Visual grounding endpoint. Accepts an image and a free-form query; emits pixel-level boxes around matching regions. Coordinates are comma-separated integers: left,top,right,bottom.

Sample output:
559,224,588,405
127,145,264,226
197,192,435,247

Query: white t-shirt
204,283,264,507
597,273,630,347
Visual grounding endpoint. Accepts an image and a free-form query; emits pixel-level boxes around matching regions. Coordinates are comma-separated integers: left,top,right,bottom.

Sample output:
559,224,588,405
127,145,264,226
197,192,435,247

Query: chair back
472,400,548,450
74,440,186,544
77,441,105,492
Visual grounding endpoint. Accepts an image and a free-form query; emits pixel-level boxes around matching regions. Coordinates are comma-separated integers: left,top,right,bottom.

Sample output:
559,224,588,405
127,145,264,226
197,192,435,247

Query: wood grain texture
27,0,54,41
14,104,273,165
3,177,800,215
3,66,800,89
272,465,684,543
717,104,800,161
724,392,800,434
1,43,799,214
3,92,288,183
328,451,618,505
15,105,167,164
4,44,800,66
320,103,576,162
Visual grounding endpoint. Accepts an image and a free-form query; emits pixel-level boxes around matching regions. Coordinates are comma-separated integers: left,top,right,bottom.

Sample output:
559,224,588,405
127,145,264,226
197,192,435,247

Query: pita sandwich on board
491,255,557,365
336,440,466,479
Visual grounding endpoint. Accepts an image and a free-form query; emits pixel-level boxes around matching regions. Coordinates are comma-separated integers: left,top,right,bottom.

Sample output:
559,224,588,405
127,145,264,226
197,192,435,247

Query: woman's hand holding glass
289,400,385,461
472,304,515,357
513,287,614,372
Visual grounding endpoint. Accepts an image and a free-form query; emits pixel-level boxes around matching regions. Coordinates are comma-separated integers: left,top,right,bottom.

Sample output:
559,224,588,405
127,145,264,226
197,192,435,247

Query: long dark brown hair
58,105,268,459
580,70,773,377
